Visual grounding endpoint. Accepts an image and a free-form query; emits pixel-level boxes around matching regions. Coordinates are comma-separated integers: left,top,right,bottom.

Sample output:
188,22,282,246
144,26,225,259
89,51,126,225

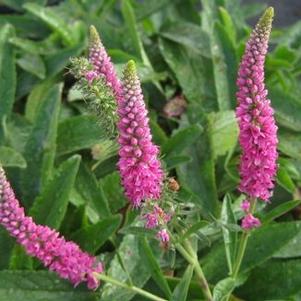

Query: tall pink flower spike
117,61,164,207
236,7,278,203
0,167,103,289
88,26,122,102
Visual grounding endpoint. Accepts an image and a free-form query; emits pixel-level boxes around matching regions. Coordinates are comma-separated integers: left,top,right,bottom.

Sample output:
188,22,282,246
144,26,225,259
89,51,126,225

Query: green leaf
74,163,111,221
159,38,216,110
1,0,45,11
121,0,142,59
221,194,237,274
176,120,219,217
45,22,87,77
71,214,121,254
160,22,211,58
101,234,151,301
0,15,49,39
4,114,32,154
201,0,238,110
141,237,172,299
121,0,149,65
241,3,267,19
270,88,301,132
0,270,96,301
0,228,14,269
203,222,301,283
166,276,203,301
164,155,191,170
278,130,301,160
218,7,236,44
277,164,296,193
213,277,236,301
0,146,26,168
17,53,46,79
100,172,127,214
0,24,16,140
171,265,194,301
134,0,171,20
237,259,301,300
9,245,32,270
9,36,54,55
161,125,203,156
262,200,301,224
23,3,75,46
57,115,105,156
121,0,162,92
180,220,209,242
208,111,238,159
29,155,81,229
20,83,62,208
209,22,236,111
25,78,57,122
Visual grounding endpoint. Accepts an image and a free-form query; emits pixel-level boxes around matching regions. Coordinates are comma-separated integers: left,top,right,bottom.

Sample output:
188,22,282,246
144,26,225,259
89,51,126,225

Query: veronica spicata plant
237,7,277,228
2,1,299,300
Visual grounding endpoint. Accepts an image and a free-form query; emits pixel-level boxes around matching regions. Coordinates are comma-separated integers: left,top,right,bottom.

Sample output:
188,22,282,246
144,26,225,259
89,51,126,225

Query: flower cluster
144,204,171,229
117,61,164,207
236,7,278,202
236,7,277,229
88,26,122,102
0,167,103,289
84,27,169,243
69,26,120,135
143,202,171,244
240,200,261,230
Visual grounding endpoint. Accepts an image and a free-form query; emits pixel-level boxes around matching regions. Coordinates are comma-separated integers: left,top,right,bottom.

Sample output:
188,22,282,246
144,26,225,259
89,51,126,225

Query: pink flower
144,213,159,229
241,214,261,230
240,200,250,213
236,7,278,201
156,229,169,243
143,204,171,229
0,167,103,290
85,70,98,84
89,26,122,101
117,61,164,206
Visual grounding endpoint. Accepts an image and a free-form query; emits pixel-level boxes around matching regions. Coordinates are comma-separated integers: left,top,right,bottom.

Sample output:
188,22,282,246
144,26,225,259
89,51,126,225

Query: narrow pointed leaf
71,215,121,254
141,237,172,299
20,83,62,208
0,24,16,140
171,265,194,301
0,146,26,168
30,155,81,229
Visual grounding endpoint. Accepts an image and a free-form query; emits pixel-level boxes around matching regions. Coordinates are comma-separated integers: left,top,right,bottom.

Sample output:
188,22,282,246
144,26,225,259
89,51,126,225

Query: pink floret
0,167,103,290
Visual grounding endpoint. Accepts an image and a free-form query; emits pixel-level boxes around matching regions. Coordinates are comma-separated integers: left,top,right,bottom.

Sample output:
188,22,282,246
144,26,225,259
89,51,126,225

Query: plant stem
175,242,213,301
232,197,257,278
232,231,249,278
96,274,167,301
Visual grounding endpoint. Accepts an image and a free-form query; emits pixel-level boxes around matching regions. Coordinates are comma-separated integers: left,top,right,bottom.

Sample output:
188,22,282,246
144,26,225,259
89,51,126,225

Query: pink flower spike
117,61,164,206
89,26,122,102
241,214,261,230
236,7,278,202
157,229,170,243
0,167,103,290
240,200,250,213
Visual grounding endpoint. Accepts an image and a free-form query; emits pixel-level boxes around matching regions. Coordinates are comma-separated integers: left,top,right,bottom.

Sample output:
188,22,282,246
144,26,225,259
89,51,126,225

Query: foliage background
0,0,301,300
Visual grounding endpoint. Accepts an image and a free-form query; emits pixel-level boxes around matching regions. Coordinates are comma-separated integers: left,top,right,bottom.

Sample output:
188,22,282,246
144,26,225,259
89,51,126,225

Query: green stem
96,274,167,301
232,197,257,278
232,231,249,278
175,242,213,301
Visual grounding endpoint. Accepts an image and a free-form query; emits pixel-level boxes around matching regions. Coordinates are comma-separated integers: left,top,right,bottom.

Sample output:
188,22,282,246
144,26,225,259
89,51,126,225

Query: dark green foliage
0,1,301,300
